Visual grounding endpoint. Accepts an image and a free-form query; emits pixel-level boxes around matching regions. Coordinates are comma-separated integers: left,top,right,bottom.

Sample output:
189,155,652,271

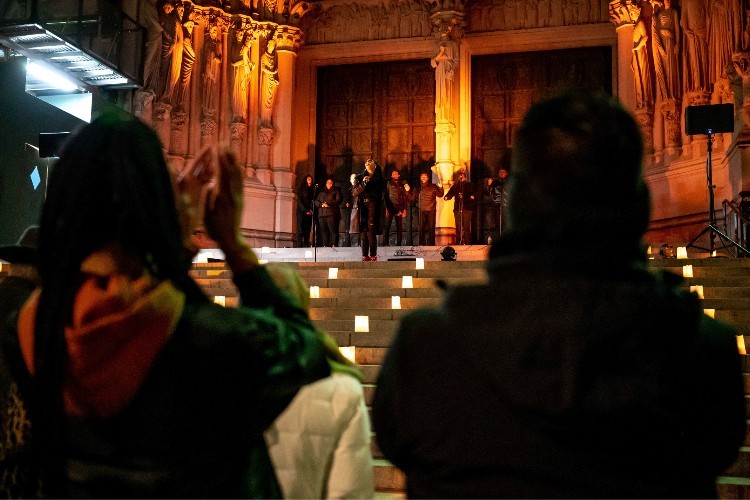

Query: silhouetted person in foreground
4,113,328,497
0,226,41,497
372,90,746,498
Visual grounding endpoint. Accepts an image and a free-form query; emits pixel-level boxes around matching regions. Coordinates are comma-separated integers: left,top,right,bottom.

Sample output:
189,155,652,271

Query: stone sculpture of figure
632,1,654,109
161,1,185,103
231,29,255,123
260,39,280,126
175,8,197,109
154,1,180,101
202,23,222,117
143,0,166,95
681,0,709,93
651,0,680,100
431,31,458,122
707,0,742,84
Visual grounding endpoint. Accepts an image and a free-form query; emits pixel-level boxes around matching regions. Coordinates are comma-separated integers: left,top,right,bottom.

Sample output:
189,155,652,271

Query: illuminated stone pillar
609,0,638,112
431,11,464,245
270,28,301,244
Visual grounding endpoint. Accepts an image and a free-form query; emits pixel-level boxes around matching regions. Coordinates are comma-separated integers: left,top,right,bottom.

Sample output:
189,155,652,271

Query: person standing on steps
315,177,342,248
444,170,476,245
407,172,443,246
352,159,385,261
383,169,408,247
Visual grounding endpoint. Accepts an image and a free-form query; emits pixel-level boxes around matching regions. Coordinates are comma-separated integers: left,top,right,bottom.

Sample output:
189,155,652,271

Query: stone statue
142,1,165,96
161,1,185,103
175,9,197,109
231,29,255,123
260,39,280,126
632,1,654,109
201,23,222,117
651,0,680,100
431,31,458,122
681,0,709,93
707,0,742,84
152,1,180,100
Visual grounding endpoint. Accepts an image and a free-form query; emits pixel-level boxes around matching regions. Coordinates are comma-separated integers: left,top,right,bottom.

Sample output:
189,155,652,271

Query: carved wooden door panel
471,46,612,243
317,59,435,244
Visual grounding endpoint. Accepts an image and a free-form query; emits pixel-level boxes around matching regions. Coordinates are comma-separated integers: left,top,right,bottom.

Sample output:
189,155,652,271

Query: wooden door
316,59,435,244
471,46,612,243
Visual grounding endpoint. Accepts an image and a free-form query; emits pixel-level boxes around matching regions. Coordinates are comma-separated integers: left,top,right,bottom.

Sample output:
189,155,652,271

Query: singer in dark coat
444,170,476,245
295,175,315,247
352,159,385,261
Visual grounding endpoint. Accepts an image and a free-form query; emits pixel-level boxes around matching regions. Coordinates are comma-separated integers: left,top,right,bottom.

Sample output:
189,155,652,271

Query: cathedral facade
131,0,750,249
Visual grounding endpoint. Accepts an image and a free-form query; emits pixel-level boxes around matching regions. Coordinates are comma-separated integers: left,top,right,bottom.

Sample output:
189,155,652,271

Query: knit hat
493,90,650,259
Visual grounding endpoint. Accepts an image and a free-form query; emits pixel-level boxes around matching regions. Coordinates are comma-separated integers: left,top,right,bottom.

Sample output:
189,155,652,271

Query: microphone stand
313,183,319,262
458,178,465,245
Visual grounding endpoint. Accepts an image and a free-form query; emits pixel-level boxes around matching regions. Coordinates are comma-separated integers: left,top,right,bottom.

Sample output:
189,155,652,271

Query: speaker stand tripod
687,131,750,257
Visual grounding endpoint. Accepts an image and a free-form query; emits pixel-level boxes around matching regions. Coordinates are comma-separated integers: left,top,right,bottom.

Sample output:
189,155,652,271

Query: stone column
431,11,464,245
269,28,301,245
609,0,638,112
660,99,682,157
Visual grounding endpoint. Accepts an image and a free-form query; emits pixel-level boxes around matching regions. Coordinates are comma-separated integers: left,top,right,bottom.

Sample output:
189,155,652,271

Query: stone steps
188,257,750,495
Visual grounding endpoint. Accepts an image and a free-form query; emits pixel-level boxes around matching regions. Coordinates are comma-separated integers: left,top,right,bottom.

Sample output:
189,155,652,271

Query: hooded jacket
373,241,745,498
11,250,329,498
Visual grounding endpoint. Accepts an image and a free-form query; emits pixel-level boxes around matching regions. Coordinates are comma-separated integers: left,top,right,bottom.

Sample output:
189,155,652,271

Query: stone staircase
189,255,750,497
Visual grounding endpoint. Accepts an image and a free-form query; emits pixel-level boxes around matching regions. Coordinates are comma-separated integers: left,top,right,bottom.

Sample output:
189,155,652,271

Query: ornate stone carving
133,90,155,124
230,122,247,160
260,39,280,126
274,26,303,52
170,110,189,155
685,90,711,107
153,101,172,147
258,125,275,145
634,107,654,153
660,99,681,149
652,0,680,101
200,117,217,147
301,0,433,45
175,6,198,109
468,0,608,33
681,0,709,94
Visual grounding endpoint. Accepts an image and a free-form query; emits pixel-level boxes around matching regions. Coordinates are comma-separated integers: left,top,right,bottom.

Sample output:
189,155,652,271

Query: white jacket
264,372,374,499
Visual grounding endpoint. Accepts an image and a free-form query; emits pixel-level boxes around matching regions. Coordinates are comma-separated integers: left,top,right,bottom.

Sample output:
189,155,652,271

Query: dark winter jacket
296,184,315,215
373,241,745,498
352,168,385,235
385,179,407,213
315,187,342,218
444,180,477,212
6,266,329,498
408,182,444,212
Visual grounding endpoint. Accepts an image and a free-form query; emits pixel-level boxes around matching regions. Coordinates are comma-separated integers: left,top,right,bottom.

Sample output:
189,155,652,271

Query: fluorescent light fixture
27,60,79,91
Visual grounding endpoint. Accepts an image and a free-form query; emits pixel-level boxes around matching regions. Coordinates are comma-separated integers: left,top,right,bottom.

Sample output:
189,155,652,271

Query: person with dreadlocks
6,112,328,497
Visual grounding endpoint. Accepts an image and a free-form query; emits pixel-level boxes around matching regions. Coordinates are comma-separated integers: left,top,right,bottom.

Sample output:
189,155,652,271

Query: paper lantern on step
689,285,704,299
646,246,652,255
309,286,320,299
339,346,356,363
213,296,226,307
402,275,413,288
391,295,401,309
258,259,268,265
682,265,693,278
415,258,424,270
328,267,338,279
712,250,718,257
354,315,369,332
304,250,313,259
261,246,270,254
0,262,3,272
737,336,747,355
676,247,688,259
703,309,715,318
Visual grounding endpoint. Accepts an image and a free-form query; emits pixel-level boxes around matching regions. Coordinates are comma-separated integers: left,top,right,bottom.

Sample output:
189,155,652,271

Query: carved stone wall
300,0,434,45
467,0,610,33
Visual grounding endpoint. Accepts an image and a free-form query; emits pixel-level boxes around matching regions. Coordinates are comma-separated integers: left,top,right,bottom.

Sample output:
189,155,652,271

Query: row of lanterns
681,266,746,354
